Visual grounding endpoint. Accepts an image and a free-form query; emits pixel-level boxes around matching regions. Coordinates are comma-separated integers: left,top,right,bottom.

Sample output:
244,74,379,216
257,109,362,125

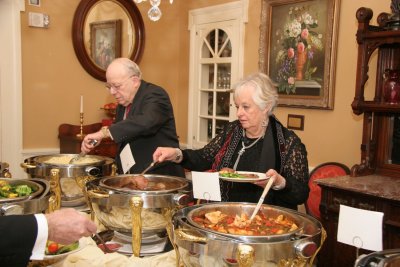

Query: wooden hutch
316,6,400,267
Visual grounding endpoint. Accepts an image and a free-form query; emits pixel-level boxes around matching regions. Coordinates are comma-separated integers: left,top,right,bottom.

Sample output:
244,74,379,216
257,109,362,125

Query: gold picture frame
259,0,341,109
90,19,122,70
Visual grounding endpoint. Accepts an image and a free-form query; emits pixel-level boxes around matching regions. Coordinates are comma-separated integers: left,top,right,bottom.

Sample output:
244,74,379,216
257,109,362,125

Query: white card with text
191,171,221,202
337,204,383,251
120,144,135,174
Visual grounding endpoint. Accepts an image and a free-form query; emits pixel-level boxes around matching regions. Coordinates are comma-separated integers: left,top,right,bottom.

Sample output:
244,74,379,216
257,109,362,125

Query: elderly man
82,58,184,177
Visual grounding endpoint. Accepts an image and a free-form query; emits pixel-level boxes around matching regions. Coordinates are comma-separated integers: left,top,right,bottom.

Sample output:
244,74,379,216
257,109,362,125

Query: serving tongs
69,139,98,164
249,176,275,221
92,230,115,253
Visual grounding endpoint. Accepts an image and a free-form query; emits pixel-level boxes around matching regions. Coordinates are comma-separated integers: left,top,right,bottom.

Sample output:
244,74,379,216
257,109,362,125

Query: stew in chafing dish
192,210,298,236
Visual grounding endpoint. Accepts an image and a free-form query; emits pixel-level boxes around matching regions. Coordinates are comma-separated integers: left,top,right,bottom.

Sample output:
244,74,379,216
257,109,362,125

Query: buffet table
52,238,177,267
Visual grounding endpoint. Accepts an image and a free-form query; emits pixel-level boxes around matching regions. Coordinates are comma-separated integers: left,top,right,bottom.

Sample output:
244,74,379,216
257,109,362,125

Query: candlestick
76,112,84,138
80,95,83,113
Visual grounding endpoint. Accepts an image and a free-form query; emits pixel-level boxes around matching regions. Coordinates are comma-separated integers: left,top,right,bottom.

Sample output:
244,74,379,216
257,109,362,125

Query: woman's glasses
105,75,134,91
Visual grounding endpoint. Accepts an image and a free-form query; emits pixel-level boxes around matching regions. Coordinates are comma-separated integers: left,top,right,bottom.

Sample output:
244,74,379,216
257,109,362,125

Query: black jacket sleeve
0,215,38,267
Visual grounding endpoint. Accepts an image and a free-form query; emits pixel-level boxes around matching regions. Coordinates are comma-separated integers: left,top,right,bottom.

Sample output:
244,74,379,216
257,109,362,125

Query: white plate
219,171,268,183
43,238,87,261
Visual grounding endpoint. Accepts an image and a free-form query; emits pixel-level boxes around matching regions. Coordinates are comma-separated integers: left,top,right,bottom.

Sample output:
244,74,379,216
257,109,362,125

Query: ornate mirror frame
72,0,145,81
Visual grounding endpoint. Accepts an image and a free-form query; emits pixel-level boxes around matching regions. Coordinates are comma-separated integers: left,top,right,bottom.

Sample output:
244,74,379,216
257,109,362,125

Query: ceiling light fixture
133,0,174,22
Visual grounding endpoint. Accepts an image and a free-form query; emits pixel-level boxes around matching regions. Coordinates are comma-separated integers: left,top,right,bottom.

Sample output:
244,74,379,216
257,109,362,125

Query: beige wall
21,0,390,169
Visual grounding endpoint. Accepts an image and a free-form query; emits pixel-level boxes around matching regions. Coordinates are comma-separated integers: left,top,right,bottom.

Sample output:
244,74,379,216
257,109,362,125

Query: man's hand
45,208,97,244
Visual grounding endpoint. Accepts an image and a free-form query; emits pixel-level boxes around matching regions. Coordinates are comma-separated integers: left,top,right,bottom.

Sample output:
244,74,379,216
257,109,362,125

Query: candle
80,95,83,113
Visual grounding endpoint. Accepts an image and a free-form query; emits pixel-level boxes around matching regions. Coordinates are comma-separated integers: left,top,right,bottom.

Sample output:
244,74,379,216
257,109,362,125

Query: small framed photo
29,0,40,7
287,114,305,131
90,20,122,70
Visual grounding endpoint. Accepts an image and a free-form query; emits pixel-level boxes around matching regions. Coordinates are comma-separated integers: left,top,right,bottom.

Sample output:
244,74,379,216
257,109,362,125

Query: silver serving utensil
249,176,275,221
140,161,157,175
69,139,98,164
94,232,114,253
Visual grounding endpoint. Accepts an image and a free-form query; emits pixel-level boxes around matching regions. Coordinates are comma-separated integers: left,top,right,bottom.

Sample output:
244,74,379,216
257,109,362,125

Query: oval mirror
72,0,145,81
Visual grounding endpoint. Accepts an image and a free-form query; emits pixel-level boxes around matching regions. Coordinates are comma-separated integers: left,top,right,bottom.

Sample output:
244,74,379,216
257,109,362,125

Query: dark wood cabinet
351,7,400,177
316,6,400,266
58,123,117,158
316,175,400,267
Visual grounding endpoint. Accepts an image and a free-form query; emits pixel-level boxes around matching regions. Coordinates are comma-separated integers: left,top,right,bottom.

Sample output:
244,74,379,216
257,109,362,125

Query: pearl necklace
233,129,264,170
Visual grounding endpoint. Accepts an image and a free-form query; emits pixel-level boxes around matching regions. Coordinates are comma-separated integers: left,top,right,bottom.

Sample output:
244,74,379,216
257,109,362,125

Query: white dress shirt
30,214,48,260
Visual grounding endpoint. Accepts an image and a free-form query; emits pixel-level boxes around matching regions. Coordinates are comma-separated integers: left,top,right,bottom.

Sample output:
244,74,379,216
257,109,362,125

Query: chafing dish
0,178,50,215
21,154,115,206
85,174,192,256
172,203,325,267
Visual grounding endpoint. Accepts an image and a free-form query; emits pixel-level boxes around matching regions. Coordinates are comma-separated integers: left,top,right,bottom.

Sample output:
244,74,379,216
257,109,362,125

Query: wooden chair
306,162,350,219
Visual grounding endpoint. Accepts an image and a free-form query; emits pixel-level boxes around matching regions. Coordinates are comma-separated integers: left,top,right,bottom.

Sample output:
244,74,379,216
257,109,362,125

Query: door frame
187,0,248,148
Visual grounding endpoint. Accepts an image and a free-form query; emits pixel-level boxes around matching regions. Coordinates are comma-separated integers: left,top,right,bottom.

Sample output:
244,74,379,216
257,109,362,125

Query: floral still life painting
271,4,325,95
260,0,340,109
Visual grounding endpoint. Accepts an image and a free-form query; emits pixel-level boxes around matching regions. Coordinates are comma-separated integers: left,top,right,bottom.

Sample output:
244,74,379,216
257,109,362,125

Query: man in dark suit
82,58,184,177
0,208,97,267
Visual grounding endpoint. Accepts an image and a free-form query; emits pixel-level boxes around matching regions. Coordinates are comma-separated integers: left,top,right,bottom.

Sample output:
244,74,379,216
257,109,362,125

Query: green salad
0,180,36,198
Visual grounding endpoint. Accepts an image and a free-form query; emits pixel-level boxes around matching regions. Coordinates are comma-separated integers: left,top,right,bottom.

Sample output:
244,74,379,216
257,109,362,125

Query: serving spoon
249,176,275,221
140,160,157,175
69,139,98,164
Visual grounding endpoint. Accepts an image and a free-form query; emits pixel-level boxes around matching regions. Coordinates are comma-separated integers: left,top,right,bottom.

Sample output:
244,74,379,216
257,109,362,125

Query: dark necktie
124,104,131,119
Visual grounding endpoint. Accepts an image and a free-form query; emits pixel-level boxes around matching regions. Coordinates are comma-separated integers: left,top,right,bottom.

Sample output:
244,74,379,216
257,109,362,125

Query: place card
337,204,383,251
191,171,221,202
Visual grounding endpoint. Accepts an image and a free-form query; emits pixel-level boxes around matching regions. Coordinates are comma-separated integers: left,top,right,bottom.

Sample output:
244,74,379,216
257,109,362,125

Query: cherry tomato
48,242,59,254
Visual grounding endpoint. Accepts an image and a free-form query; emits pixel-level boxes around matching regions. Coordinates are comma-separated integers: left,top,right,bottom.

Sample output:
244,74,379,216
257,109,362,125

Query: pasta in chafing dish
92,203,167,230
43,155,100,165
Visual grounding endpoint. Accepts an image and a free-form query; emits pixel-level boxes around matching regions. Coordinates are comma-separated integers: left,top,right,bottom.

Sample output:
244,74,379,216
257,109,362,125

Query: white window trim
0,0,25,178
187,0,248,149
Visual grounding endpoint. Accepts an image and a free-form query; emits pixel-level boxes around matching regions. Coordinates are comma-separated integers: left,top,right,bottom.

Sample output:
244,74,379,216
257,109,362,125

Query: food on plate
92,204,167,230
45,241,79,255
0,180,36,198
219,168,259,179
43,155,100,165
192,210,298,236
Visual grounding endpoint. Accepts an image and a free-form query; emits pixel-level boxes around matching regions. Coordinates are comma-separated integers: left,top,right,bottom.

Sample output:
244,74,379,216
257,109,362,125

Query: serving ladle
249,176,275,221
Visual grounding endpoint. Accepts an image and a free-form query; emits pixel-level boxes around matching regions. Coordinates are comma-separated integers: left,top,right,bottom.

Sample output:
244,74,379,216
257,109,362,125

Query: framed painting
90,19,122,70
259,0,340,109
29,0,40,7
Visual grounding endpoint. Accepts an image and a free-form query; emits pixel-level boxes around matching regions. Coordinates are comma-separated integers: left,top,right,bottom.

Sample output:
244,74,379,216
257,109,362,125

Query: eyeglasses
105,75,134,91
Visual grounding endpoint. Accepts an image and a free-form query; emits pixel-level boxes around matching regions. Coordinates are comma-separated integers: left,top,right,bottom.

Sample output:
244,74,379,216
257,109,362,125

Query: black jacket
0,215,38,267
110,80,184,177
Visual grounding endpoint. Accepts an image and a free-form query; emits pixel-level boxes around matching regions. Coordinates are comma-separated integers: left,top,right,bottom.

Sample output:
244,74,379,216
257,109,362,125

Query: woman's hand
254,169,286,189
153,147,178,162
